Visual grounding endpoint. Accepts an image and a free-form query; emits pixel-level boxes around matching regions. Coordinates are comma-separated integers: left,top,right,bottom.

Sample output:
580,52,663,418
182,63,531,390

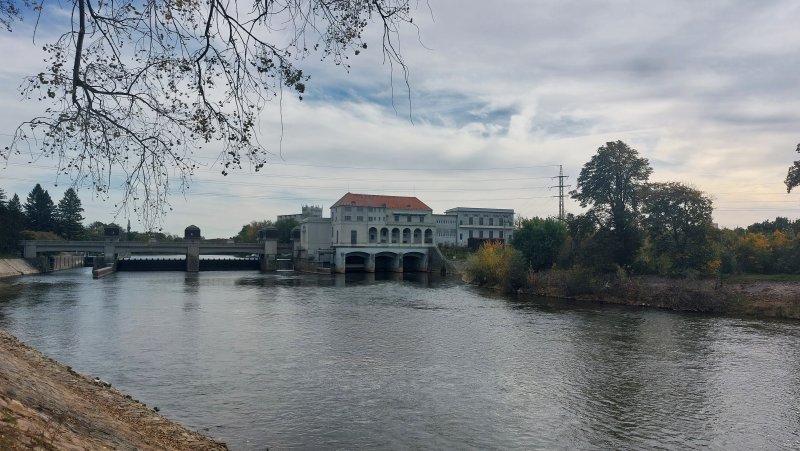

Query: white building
330,193,436,246
298,217,332,260
445,207,515,246
277,204,323,223
433,214,458,246
325,193,437,273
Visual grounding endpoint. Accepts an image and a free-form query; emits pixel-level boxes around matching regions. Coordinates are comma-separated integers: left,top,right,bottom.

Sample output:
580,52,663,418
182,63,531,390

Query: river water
1,268,799,450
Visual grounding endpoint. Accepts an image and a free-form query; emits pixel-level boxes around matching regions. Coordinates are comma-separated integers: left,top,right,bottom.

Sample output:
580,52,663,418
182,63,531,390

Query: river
1,268,799,450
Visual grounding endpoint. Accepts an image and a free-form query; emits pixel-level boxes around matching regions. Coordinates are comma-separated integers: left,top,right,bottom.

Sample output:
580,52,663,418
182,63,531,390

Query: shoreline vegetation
519,270,800,320
459,258,800,320
0,328,227,450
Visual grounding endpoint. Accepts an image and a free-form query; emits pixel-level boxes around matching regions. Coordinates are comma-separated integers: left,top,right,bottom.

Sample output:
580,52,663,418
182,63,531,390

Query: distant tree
570,141,652,267
275,218,300,244
56,188,85,240
234,220,274,242
85,221,107,241
785,143,800,193
24,184,56,232
641,182,715,272
2,1,415,226
511,217,567,270
747,217,794,235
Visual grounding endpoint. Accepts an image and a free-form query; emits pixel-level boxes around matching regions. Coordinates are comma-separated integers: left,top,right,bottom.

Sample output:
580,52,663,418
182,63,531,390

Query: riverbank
0,259,38,279
0,328,227,450
519,271,800,319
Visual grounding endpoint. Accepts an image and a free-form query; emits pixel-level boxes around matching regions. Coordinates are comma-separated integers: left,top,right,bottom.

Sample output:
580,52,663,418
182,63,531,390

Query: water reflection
1,271,799,450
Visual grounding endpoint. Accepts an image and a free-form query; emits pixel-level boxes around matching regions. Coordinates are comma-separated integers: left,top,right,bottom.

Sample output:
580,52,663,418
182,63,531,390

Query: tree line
0,184,86,254
0,182,303,256
469,140,800,291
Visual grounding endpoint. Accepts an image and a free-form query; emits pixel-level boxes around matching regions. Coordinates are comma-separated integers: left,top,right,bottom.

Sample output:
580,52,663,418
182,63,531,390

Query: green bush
465,242,527,293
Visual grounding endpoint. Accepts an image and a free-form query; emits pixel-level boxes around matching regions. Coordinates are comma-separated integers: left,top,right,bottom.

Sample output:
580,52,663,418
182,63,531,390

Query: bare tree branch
2,0,415,228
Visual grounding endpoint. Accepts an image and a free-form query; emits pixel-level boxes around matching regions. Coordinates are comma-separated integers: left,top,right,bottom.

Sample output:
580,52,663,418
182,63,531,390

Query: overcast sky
2,0,800,237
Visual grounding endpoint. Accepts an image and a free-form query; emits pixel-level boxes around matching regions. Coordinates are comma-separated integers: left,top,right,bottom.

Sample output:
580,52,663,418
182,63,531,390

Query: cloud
2,0,800,236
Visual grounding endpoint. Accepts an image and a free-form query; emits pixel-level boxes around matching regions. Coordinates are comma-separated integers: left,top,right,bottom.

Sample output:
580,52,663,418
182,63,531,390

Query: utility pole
551,165,570,221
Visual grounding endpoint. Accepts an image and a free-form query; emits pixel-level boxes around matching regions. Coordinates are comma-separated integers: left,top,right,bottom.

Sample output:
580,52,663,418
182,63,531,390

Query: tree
641,182,714,272
0,0,21,31
1,192,25,254
275,218,299,243
785,143,800,193
234,220,273,242
24,184,56,232
85,221,107,241
511,217,567,270
56,188,85,240
2,1,415,227
570,140,653,267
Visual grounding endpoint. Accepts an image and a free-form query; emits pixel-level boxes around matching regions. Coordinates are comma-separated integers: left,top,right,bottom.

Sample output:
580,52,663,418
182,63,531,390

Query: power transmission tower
551,165,570,221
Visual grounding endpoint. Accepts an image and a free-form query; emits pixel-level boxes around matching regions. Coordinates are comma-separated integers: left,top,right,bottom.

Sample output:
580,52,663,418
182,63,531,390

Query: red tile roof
332,193,432,211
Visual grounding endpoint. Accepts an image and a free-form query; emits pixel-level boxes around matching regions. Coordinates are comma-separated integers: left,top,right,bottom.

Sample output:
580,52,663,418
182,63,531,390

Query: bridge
21,225,280,275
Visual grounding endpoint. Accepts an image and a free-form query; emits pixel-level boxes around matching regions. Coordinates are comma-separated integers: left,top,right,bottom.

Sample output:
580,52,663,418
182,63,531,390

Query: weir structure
21,225,279,275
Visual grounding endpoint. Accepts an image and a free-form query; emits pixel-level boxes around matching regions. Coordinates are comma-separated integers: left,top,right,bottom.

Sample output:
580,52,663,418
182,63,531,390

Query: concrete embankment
0,259,39,279
0,328,227,450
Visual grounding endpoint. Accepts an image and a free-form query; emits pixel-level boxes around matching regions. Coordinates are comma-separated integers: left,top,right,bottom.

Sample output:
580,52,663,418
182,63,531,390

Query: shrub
465,241,527,293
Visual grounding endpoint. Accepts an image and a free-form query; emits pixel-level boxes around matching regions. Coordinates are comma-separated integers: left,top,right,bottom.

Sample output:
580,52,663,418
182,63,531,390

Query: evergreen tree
7,194,23,217
24,183,56,232
56,188,85,240
0,192,25,254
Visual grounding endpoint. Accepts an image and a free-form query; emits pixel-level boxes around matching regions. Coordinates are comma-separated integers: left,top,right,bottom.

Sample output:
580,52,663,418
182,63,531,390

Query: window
357,207,363,212
479,230,484,238
500,231,504,239
489,218,494,226
419,216,424,222
469,230,473,238
345,206,352,212
460,233,463,240
351,230,357,244
357,216,363,222
394,215,400,222
344,216,351,221
406,215,411,222
479,217,484,226
468,217,473,225
489,230,494,239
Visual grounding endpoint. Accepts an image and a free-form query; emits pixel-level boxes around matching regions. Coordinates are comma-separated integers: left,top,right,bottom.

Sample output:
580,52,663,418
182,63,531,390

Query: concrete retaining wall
51,255,85,271
0,259,40,279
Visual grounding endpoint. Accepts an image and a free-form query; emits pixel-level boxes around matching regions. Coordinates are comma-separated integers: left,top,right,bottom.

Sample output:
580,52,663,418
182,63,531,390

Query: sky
2,0,800,238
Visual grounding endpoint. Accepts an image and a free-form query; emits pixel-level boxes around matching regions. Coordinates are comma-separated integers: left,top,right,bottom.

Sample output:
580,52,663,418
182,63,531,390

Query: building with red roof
330,192,435,246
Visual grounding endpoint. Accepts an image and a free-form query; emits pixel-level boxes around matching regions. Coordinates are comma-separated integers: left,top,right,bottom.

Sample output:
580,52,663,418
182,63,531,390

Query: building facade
327,193,437,273
445,207,515,246
330,193,437,246
433,214,458,246
277,204,323,223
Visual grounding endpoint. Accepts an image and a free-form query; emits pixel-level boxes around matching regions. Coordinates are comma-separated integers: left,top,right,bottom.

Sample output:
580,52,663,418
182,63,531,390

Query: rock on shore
0,328,227,450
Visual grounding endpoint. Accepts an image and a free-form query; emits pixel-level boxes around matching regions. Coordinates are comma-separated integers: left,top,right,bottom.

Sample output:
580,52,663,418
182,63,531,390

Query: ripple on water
1,272,800,450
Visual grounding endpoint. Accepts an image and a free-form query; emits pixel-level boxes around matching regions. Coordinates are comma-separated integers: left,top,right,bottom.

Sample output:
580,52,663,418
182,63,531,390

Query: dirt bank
520,273,800,320
0,328,227,450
